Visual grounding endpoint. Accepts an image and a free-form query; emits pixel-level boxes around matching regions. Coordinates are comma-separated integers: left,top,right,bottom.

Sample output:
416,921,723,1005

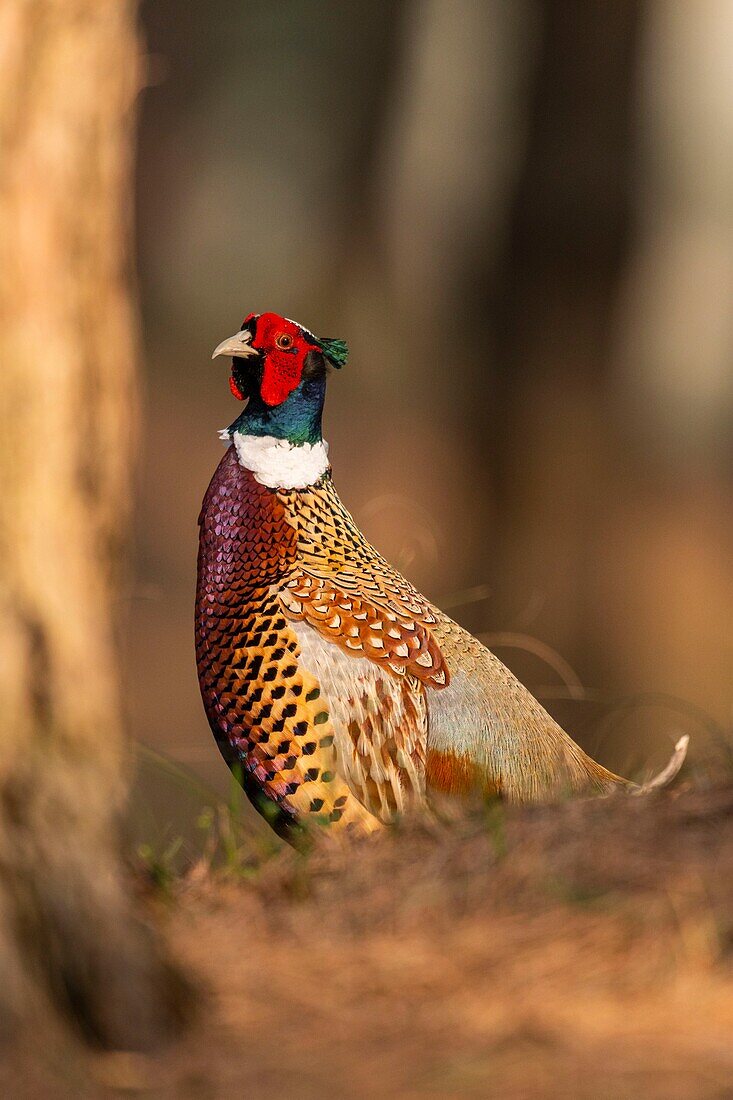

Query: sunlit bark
0,0,183,1047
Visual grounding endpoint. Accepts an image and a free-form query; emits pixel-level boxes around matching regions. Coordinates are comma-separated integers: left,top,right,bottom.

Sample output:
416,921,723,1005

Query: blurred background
129,0,733,799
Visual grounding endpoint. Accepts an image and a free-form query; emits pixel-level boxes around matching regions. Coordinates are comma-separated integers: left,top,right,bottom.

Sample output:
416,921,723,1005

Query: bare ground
3,782,733,1098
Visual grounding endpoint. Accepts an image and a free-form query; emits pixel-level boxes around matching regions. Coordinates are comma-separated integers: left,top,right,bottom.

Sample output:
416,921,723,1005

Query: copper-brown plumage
196,447,379,835
196,311,688,839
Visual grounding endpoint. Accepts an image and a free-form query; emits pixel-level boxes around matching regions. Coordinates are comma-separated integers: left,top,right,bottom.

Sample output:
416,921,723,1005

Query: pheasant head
212,311,347,445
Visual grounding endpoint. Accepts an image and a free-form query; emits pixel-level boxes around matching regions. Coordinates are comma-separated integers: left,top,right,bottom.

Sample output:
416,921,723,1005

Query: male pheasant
196,311,687,839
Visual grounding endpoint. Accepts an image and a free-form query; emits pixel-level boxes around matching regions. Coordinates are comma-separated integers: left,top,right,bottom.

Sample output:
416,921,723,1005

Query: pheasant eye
276,333,293,349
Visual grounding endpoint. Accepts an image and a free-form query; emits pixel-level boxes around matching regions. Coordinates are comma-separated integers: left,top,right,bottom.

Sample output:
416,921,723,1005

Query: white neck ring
226,431,330,489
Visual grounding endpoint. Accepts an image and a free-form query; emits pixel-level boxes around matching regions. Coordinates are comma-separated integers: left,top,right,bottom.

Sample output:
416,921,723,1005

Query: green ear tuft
317,337,348,369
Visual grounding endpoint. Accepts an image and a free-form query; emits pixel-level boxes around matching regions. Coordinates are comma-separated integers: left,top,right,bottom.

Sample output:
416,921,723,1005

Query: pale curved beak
211,330,259,360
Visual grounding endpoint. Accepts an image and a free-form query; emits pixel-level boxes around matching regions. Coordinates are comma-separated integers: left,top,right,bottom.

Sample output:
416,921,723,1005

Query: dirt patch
3,784,733,1098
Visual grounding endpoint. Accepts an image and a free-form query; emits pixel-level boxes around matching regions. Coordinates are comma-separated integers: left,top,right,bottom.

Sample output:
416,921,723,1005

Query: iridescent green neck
229,377,325,445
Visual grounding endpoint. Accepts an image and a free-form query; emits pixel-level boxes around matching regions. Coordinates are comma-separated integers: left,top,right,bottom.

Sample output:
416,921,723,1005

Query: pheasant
196,311,687,839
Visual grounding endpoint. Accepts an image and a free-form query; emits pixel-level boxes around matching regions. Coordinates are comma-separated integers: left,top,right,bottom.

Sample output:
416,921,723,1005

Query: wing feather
292,620,428,821
276,477,449,689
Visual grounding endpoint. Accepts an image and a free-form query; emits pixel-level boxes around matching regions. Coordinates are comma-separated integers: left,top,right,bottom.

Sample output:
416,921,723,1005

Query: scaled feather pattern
197,312,688,838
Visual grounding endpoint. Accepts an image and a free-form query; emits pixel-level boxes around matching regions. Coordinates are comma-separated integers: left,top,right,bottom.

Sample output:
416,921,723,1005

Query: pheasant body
196,446,378,834
196,311,685,838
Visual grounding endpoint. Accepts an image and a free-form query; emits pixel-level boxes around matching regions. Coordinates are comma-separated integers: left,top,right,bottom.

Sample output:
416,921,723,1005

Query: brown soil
3,784,733,1098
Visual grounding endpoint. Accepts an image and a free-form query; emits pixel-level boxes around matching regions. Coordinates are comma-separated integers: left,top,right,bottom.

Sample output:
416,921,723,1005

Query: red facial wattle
252,312,317,407
229,375,245,401
259,345,307,406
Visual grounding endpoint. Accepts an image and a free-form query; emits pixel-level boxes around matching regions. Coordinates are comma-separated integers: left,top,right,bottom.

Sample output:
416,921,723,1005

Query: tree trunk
0,0,185,1048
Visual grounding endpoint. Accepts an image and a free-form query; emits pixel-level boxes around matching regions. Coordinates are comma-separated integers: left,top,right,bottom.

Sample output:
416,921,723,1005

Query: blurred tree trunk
0,1,184,1047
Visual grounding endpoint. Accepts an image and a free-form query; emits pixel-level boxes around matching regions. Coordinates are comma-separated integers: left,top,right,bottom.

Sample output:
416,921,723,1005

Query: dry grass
3,780,733,1097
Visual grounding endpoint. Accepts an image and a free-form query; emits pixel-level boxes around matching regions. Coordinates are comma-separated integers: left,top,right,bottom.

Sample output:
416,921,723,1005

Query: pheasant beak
211,330,259,360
